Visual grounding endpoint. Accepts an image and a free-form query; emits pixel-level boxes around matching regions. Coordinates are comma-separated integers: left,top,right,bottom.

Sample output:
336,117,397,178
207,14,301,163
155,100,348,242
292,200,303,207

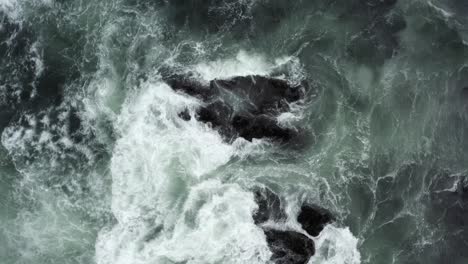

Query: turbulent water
1,0,468,263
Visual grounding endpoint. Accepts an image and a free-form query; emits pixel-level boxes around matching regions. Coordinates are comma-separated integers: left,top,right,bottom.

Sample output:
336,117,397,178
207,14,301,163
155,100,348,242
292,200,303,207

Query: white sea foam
276,103,305,128
97,181,271,264
310,225,361,264
155,180,271,264
0,0,52,21
109,81,234,223
95,50,362,264
194,50,273,81
0,0,19,19
94,50,280,264
95,80,271,263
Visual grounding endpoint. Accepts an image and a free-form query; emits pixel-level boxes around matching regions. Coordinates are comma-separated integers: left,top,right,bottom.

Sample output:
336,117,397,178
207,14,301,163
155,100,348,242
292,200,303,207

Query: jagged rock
165,73,306,143
232,114,296,142
166,73,215,100
252,187,317,264
297,204,334,237
210,75,305,113
264,228,315,264
253,187,286,224
196,100,233,129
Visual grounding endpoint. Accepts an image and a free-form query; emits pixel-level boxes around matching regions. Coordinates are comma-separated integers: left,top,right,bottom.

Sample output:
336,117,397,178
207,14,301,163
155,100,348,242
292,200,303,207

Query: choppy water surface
1,0,468,263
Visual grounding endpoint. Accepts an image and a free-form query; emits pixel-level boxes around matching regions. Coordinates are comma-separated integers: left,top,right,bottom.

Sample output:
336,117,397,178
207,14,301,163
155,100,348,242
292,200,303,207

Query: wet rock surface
210,76,304,113
232,114,297,142
163,72,306,144
298,204,335,237
252,187,334,264
253,187,286,224
264,228,315,264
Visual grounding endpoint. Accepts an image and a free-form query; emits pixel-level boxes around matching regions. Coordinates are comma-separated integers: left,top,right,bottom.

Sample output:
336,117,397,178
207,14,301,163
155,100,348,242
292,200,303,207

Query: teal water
1,0,468,263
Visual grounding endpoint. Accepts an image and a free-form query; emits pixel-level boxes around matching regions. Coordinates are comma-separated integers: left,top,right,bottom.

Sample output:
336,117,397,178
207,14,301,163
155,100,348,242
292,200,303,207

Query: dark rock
297,204,334,237
160,68,209,99
264,228,315,264
232,114,296,142
163,72,306,144
250,187,330,263
164,73,215,100
178,108,191,121
253,187,286,225
210,75,304,114
196,100,236,139
196,100,233,128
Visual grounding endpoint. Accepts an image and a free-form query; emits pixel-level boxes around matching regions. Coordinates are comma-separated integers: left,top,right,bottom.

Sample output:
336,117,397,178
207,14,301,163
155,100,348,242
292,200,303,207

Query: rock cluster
253,187,334,264
164,72,306,143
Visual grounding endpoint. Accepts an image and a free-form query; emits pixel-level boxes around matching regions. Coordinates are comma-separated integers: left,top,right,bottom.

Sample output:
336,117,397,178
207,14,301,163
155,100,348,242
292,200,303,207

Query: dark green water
1,0,468,263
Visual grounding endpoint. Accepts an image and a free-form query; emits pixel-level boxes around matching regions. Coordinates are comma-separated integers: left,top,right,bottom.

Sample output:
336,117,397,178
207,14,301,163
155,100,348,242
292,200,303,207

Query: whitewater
1,1,468,264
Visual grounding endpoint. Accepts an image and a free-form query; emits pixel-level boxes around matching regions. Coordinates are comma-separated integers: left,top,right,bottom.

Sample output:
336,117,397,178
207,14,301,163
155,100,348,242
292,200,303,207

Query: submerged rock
253,187,286,224
297,204,335,237
164,73,306,144
264,228,315,264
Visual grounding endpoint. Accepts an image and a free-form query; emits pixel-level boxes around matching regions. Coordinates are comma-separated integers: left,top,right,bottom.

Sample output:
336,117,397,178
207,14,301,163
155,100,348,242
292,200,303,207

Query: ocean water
1,0,468,264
